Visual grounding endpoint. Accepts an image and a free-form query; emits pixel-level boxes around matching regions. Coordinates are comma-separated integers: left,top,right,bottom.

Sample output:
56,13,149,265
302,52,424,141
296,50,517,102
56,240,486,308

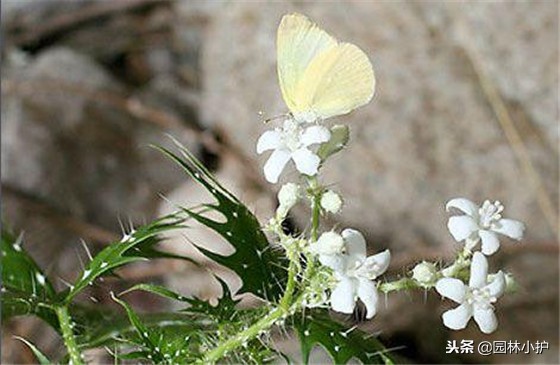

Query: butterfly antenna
263,113,290,124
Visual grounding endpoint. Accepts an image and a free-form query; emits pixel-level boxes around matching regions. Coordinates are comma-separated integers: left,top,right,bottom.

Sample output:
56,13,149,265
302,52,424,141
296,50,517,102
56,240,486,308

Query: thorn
80,239,93,261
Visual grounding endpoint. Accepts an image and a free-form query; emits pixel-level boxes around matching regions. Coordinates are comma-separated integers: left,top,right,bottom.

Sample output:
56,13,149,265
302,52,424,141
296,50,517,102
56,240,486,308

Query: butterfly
276,13,375,124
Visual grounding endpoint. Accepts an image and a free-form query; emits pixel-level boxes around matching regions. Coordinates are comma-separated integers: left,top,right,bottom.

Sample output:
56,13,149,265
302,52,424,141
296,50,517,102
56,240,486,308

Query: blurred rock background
1,1,558,364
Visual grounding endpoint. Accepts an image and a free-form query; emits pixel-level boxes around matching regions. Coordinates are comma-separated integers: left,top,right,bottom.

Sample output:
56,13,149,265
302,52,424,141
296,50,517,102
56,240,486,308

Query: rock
1,46,199,255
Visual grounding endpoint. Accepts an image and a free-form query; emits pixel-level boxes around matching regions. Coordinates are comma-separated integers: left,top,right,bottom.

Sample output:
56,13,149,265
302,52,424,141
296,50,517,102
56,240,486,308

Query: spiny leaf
122,276,240,321
111,293,166,363
293,310,393,365
1,229,58,327
110,294,207,364
157,144,287,302
64,213,190,304
13,336,52,364
69,303,204,350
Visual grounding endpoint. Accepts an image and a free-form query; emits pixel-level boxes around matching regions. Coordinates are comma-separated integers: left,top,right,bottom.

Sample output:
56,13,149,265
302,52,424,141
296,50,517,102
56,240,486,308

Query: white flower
309,231,345,256
320,190,343,214
446,198,525,255
257,120,331,183
412,261,438,287
276,183,300,218
315,229,391,319
435,252,506,334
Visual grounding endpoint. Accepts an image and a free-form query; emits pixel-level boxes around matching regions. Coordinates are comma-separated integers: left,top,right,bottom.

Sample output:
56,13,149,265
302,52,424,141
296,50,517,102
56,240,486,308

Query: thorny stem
441,247,472,278
55,306,84,365
380,247,474,293
204,306,287,363
379,277,420,293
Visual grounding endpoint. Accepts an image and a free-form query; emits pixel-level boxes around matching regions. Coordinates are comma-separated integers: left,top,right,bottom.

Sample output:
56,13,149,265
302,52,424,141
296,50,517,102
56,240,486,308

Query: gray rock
1,46,198,232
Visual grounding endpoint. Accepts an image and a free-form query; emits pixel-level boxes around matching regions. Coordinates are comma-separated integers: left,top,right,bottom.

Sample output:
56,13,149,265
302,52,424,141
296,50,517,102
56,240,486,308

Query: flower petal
473,307,498,334
263,149,291,183
492,218,525,240
256,130,282,154
301,125,331,147
485,271,506,298
356,249,391,280
446,198,479,217
330,276,357,315
479,230,500,256
291,148,320,176
313,231,344,255
447,216,479,242
318,254,346,273
469,252,488,289
436,278,467,303
341,228,367,262
357,278,379,319
442,303,473,330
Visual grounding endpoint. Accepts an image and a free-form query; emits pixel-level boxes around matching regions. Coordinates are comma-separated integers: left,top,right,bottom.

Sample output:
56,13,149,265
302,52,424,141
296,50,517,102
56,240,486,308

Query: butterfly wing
294,42,375,120
277,13,337,113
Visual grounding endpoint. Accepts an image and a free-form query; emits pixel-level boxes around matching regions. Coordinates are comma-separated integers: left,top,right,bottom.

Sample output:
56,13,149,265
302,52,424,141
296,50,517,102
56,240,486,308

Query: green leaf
317,125,349,161
111,293,166,363
1,229,58,327
292,310,393,365
110,294,207,364
68,303,204,351
64,213,190,304
157,143,287,302
122,276,240,321
13,336,52,364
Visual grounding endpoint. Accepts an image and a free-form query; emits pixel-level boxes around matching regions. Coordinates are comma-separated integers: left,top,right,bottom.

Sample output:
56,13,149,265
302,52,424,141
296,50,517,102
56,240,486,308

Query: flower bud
489,272,517,293
276,183,299,218
309,231,344,256
320,190,343,214
412,261,438,287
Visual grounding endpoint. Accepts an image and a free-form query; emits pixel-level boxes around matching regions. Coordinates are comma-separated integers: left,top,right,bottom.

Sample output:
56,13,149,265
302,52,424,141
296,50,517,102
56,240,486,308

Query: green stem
55,306,83,365
204,306,285,363
309,181,321,242
280,260,297,311
305,178,322,281
441,248,472,278
379,278,423,293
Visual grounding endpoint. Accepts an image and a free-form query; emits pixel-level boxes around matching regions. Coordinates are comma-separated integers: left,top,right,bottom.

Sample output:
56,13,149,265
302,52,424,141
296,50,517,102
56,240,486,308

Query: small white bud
412,261,438,286
310,231,344,255
320,190,343,214
489,272,517,293
276,183,299,217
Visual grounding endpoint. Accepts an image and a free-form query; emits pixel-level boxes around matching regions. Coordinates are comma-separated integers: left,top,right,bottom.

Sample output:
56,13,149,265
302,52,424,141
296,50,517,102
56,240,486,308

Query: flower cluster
431,197,525,333
258,101,526,335
259,107,392,319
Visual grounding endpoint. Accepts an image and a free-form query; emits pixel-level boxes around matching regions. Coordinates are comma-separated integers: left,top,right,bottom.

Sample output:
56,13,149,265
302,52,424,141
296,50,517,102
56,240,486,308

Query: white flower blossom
435,252,505,334
309,231,345,256
313,229,390,319
412,261,438,287
257,119,330,183
320,190,343,214
446,198,525,255
276,183,300,218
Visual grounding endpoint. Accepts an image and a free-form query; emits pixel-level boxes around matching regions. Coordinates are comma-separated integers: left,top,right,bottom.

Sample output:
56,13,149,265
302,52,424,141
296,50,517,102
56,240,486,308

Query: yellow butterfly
277,13,375,124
